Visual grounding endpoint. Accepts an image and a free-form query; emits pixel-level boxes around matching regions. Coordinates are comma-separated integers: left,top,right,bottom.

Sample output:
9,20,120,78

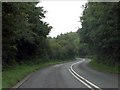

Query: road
19,58,118,89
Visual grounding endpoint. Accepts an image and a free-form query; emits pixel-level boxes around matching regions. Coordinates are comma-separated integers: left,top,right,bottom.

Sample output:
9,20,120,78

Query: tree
2,2,52,66
48,32,80,60
78,2,120,66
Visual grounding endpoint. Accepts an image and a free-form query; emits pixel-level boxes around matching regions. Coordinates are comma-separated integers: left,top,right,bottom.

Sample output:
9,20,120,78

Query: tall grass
2,60,62,88
89,59,119,73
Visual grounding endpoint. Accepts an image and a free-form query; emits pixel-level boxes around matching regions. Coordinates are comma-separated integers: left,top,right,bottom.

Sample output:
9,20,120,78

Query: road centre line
69,59,102,90
69,69,93,89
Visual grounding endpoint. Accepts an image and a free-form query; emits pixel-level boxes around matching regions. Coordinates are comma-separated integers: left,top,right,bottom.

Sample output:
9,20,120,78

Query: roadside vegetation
2,1,120,88
78,2,120,73
89,59,119,73
3,60,63,88
2,3,79,69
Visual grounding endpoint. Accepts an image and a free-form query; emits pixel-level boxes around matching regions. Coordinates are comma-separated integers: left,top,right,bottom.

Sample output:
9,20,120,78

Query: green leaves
48,32,80,60
2,2,52,66
78,2,119,66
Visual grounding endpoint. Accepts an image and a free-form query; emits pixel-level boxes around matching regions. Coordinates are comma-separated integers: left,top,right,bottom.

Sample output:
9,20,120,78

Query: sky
37,1,87,37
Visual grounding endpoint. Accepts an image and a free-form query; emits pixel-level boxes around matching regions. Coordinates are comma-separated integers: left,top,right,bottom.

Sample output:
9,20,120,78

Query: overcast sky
37,1,87,37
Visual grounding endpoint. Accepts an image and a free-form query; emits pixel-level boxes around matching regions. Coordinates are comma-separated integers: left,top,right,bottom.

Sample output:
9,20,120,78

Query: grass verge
2,60,62,88
89,59,119,74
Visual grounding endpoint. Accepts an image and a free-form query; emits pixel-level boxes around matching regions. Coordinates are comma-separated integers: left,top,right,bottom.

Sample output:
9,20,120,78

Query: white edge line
70,59,102,90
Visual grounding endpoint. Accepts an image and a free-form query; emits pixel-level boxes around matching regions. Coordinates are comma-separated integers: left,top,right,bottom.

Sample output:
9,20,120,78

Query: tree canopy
48,32,80,60
2,2,120,68
78,2,120,66
2,2,52,66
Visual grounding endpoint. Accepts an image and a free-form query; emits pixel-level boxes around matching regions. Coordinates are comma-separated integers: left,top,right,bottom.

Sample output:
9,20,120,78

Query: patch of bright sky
37,1,87,38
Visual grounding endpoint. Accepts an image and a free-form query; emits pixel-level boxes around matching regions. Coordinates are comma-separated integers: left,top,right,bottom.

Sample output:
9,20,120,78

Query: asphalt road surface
19,58,118,89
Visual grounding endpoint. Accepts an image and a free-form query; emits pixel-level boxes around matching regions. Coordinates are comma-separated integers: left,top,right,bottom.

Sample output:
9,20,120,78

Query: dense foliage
2,2,79,69
78,2,120,66
2,2,52,67
48,32,80,60
3,2,120,69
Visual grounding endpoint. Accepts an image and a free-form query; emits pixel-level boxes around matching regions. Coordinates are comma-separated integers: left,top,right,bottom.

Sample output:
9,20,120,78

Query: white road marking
69,59,102,90
69,69,93,89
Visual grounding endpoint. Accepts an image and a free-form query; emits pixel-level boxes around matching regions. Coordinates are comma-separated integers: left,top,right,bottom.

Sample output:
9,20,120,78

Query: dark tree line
78,2,120,66
2,2,52,67
2,2,120,69
48,32,80,60
2,2,79,69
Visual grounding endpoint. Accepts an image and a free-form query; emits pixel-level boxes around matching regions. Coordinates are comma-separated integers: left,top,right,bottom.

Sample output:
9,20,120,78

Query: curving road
19,58,119,89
